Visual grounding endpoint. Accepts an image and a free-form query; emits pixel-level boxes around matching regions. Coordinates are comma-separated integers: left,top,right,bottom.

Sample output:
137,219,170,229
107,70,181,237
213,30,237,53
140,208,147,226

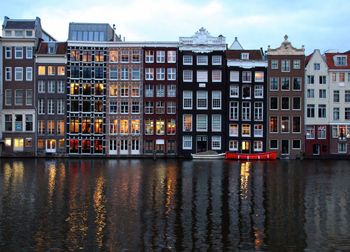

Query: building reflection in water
0,159,350,251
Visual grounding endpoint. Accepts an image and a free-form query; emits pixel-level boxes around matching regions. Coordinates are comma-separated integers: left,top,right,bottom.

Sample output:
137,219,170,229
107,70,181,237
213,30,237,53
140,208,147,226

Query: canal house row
2,16,350,158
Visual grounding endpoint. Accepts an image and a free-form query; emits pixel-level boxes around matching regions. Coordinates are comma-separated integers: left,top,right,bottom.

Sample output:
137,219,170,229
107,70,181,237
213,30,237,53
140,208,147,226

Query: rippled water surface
0,159,349,251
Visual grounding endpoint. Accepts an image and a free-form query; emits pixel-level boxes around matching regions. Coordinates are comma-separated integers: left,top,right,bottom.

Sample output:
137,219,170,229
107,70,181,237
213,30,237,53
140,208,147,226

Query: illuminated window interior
69,139,79,153
110,85,118,96
5,138,11,147
82,118,91,133
242,141,250,151
109,50,118,62
110,119,118,134
14,138,24,151
94,119,103,134
57,66,65,75
48,66,55,75
71,49,80,61
131,120,140,134
82,140,91,153
120,120,129,134
94,140,103,153
95,84,104,95
145,120,154,135
70,83,79,95
38,66,46,75
59,139,65,149
83,84,91,95
70,119,79,133
156,119,165,135
95,101,103,112
37,139,44,149
242,124,251,137
167,120,176,135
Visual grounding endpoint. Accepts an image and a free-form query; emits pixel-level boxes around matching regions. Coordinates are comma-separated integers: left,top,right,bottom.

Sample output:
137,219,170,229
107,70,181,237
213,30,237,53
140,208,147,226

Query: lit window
38,66,46,75
254,72,264,82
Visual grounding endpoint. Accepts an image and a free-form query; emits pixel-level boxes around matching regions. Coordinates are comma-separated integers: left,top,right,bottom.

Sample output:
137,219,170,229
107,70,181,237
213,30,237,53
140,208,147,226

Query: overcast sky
1,0,349,54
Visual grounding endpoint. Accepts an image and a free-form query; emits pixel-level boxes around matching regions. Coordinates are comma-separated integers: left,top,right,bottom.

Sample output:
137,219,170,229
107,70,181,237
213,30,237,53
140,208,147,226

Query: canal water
0,159,349,251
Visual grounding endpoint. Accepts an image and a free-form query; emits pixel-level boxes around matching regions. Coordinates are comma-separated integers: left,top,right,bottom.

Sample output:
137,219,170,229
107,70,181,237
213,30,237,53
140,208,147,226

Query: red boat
225,151,277,160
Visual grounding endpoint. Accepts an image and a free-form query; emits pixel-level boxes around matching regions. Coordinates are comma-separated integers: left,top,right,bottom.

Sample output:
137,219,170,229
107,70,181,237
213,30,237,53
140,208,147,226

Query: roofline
67,40,179,47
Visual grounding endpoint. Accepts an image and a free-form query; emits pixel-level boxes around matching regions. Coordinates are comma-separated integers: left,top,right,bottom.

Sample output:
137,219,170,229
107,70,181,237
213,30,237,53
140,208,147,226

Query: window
48,66,55,76
145,50,154,63
183,70,193,82
167,68,176,80
196,115,208,131
196,91,208,109
281,77,290,90
319,76,327,84
121,50,129,63
13,138,24,152
69,118,79,133
167,85,176,97
229,101,239,120
242,102,251,121
14,115,23,131
242,86,251,99
57,100,64,114
339,73,345,82
293,97,301,110
167,119,176,135
242,71,252,82
229,124,238,137
131,86,140,97
270,97,278,110
270,77,278,91
230,85,239,97
212,114,221,132
15,67,23,81
242,124,251,137
281,60,290,72
156,51,165,63
26,89,33,106
318,126,326,139
70,83,79,95
5,115,12,131
270,140,278,149
156,68,165,80
121,67,129,80
229,140,238,151
167,51,176,63
156,101,165,114
132,67,141,80
131,120,140,134
307,75,314,84
109,101,118,114
293,117,301,133
120,101,129,114
38,99,45,114
345,108,350,120
145,68,154,80
292,140,301,149
230,71,239,82
255,72,264,82
345,90,350,102
120,84,129,97
212,136,221,150
314,63,320,70
5,67,12,81
271,60,278,69
197,71,208,82
57,81,64,93
183,55,193,65
254,141,263,152
183,114,192,132
48,99,55,114
338,143,347,153
254,85,263,98
183,91,193,109
5,47,12,59
333,107,340,120
26,67,32,81
212,55,222,65
197,55,208,65
82,67,91,79
156,85,165,97
307,104,315,118
5,90,12,106
94,119,103,134
241,53,249,60
145,119,154,135
307,89,314,98
335,56,347,66
212,70,222,82
318,89,326,99
318,104,326,118
156,119,165,135
95,51,104,62
15,47,23,59
269,117,278,133
109,119,117,134
281,116,289,133
132,50,141,63
109,66,118,80
15,90,24,105
306,126,315,139
48,80,55,93
212,91,221,109
145,101,153,114
183,136,192,150
167,101,176,114
70,66,79,78
254,102,263,121
293,77,302,90
145,85,153,97
293,60,301,69
254,124,263,137
282,97,289,110
109,50,118,62
25,115,33,131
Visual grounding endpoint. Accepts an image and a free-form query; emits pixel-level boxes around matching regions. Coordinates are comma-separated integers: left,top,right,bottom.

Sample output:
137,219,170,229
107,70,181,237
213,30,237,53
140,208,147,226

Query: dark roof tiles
5,20,36,29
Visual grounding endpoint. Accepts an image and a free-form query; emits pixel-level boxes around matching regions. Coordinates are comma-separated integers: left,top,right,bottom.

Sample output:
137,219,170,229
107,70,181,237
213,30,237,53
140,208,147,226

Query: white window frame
197,55,208,65
212,55,222,65
183,70,193,82
26,67,32,81
15,47,23,59
212,70,222,82
212,91,222,110
183,55,193,65
183,136,192,150
212,136,221,150
15,67,23,81
212,114,221,132
230,71,239,82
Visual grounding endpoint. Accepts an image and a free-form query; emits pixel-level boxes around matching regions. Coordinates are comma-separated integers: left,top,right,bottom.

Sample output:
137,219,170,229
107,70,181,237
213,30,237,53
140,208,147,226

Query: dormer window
15,30,24,37
26,30,33,37
48,43,56,54
5,30,12,36
335,56,347,66
241,53,249,60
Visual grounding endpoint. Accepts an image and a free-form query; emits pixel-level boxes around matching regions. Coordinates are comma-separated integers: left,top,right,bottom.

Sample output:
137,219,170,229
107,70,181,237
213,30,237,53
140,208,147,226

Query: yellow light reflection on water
94,176,106,248
240,162,251,200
